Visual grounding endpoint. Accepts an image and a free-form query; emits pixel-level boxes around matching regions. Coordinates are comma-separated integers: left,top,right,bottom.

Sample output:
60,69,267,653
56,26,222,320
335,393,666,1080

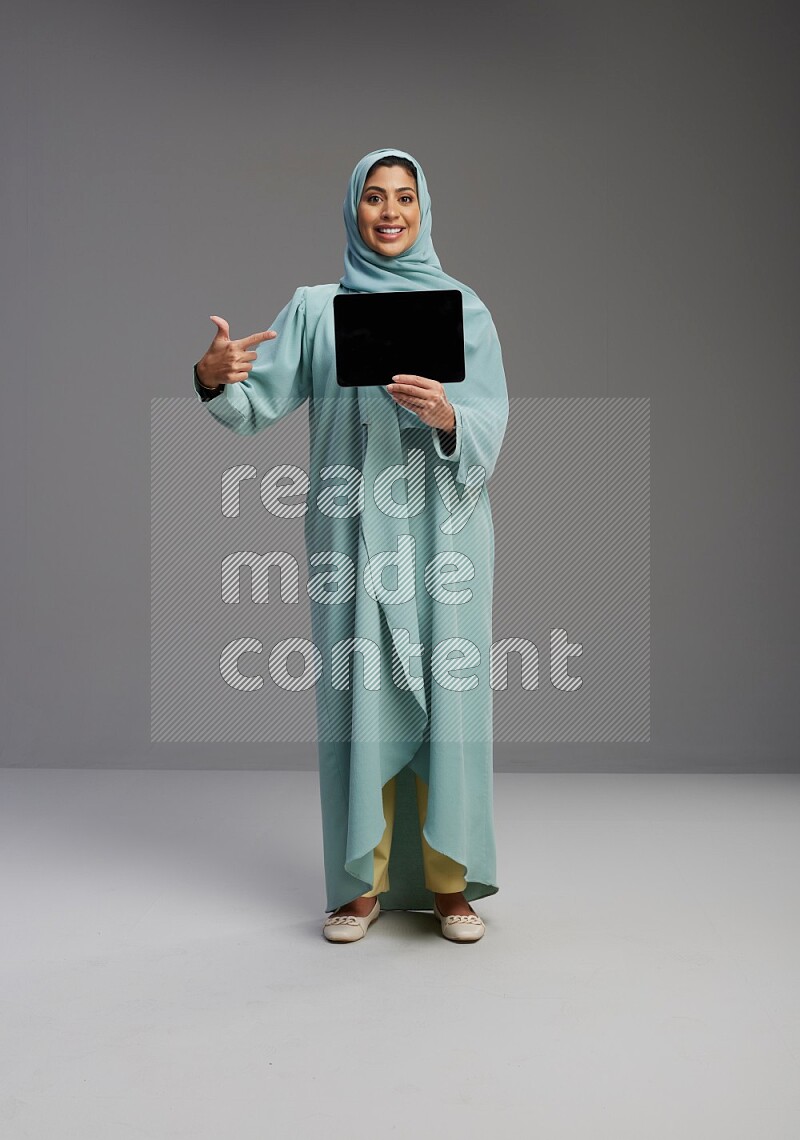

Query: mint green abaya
194,147,509,912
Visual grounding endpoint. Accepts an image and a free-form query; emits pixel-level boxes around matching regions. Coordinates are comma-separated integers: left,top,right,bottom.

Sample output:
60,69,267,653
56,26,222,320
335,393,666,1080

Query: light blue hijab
339,146,509,453
341,146,481,303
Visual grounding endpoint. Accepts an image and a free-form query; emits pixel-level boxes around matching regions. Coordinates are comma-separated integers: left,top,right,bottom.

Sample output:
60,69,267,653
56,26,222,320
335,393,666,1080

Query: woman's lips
375,227,404,241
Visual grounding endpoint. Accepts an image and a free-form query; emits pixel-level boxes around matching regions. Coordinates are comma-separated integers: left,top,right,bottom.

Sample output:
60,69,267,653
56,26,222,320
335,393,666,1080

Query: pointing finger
238,329,278,349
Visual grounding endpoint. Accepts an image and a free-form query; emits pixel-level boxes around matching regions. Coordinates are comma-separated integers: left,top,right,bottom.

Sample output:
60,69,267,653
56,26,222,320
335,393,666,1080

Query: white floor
0,769,798,1139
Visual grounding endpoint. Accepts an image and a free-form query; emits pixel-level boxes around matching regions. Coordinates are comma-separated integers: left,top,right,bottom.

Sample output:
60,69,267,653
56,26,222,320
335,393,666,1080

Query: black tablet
333,289,465,387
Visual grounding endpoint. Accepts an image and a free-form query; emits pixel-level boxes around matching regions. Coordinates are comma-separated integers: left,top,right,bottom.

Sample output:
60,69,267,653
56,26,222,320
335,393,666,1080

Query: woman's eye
366,194,415,204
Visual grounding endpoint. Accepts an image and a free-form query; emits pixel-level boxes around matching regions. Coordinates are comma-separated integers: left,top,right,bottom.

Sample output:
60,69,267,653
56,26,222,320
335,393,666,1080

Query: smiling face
357,164,421,256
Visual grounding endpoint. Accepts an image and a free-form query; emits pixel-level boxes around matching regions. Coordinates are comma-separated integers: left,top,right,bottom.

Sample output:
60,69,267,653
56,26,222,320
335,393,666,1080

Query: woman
194,147,509,943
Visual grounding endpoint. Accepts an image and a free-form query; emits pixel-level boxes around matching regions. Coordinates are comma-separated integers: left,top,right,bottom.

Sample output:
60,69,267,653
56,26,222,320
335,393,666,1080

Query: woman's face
357,165,421,256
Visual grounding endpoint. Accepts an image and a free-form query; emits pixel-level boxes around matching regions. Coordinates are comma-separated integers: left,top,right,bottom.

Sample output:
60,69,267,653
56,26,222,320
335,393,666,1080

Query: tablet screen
334,289,465,387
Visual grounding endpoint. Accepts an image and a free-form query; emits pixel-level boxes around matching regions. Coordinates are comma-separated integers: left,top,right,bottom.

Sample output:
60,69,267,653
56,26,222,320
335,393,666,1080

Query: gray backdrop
3,0,798,770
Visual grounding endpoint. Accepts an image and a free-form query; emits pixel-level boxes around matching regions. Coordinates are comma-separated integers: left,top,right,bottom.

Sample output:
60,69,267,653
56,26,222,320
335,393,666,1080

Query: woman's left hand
385,375,456,431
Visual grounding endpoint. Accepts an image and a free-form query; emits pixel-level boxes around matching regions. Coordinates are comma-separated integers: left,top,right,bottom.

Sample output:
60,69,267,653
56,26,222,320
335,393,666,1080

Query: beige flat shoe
322,898,380,942
433,898,485,942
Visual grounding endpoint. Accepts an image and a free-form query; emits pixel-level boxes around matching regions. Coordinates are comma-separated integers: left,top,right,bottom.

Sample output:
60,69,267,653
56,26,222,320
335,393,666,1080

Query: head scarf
339,147,508,446
340,146,480,302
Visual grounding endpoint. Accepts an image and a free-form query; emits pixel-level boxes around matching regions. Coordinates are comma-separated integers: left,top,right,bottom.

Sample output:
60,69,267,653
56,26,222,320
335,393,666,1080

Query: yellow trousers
361,773,468,897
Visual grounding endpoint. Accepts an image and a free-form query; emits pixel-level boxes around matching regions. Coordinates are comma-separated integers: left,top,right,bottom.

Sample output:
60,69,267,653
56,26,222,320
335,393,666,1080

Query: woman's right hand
196,316,278,388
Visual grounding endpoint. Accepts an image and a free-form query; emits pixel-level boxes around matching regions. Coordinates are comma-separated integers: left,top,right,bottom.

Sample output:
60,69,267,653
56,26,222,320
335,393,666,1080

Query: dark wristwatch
194,363,224,402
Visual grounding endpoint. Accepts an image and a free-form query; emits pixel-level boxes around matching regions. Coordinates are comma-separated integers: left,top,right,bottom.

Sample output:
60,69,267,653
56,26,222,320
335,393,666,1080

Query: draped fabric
194,148,509,911
343,146,508,470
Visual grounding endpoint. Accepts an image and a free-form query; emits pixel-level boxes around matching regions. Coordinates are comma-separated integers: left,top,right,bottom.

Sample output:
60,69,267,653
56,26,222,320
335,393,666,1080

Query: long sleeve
432,405,461,460
192,286,312,435
429,306,508,484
